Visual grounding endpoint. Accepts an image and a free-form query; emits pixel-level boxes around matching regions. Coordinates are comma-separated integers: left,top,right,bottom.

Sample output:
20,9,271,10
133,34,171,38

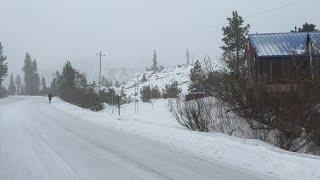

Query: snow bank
51,98,320,180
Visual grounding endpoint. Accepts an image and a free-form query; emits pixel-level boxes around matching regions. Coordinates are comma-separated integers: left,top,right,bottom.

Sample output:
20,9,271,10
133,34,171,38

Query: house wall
248,55,311,84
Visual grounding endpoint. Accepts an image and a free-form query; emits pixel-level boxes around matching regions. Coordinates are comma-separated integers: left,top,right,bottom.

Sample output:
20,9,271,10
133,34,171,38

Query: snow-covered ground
0,96,266,180
48,97,320,180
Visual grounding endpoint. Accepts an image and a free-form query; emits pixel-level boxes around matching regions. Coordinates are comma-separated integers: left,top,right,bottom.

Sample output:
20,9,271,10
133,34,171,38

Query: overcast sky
1,0,319,83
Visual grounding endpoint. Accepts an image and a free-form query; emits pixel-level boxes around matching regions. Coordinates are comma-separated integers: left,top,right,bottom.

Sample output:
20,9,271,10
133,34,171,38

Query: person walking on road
48,92,53,104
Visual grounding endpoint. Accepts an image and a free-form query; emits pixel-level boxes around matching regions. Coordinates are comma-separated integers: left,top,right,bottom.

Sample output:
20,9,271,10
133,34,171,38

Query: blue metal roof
310,33,320,55
249,32,320,57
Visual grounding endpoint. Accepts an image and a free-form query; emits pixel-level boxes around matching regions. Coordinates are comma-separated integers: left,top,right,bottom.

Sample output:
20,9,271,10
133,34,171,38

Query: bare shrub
169,97,214,132
202,59,320,152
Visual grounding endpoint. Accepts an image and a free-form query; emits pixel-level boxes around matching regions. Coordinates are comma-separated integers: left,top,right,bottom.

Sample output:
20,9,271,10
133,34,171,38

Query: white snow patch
51,97,320,180
122,65,192,99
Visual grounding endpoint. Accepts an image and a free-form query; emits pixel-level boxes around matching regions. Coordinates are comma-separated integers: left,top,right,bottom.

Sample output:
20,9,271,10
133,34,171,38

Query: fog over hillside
1,0,319,85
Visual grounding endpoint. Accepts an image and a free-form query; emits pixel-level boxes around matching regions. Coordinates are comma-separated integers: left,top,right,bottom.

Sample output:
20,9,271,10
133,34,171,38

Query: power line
209,0,305,31
245,0,304,19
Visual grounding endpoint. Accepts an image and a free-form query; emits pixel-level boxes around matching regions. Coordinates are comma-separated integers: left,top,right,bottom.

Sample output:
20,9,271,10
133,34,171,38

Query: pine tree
61,61,76,90
101,76,107,86
15,75,22,95
163,81,182,98
186,49,190,65
58,61,76,100
292,23,319,32
140,85,152,102
22,52,33,95
41,77,47,90
32,59,40,95
0,43,8,89
23,54,40,95
75,72,87,88
8,74,16,95
119,87,128,104
151,49,159,72
107,80,113,87
51,71,61,96
189,60,204,92
141,74,147,82
221,11,250,74
114,80,120,88
151,85,161,99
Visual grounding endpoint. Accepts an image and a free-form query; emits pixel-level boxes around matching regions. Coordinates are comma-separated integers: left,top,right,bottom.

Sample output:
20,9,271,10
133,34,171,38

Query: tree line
0,43,8,97
140,81,182,102
6,53,48,96
0,45,48,97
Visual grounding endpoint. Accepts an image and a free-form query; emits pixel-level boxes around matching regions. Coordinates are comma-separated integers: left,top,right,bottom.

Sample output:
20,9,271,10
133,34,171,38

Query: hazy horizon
1,0,319,84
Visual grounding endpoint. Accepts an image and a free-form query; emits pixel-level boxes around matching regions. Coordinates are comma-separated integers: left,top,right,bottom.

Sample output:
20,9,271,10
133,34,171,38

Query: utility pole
149,80,153,109
135,78,138,113
134,82,137,113
186,49,190,66
112,95,114,113
135,76,139,114
96,51,106,96
118,95,121,116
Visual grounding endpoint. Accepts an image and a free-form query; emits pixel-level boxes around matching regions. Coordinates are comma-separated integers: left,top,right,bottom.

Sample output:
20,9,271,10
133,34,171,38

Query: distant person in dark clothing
48,92,53,104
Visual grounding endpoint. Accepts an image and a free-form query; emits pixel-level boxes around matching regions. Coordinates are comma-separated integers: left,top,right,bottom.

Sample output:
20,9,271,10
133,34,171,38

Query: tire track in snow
23,119,82,180
31,101,172,180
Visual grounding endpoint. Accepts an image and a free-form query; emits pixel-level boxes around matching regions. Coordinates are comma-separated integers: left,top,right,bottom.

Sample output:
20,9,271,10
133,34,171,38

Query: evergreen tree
140,85,161,102
119,87,130,104
163,81,182,98
151,49,159,72
15,75,22,95
106,80,113,87
186,49,190,65
141,74,147,82
32,59,40,95
140,85,152,102
58,61,76,101
101,76,107,86
114,80,120,88
221,11,250,74
61,61,76,90
151,85,161,99
53,61,103,111
8,74,16,95
41,77,47,90
0,43,8,89
22,52,33,95
22,54,40,95
51,71,61,96
75,72,87,88
292,23,319,32
188,60,204,92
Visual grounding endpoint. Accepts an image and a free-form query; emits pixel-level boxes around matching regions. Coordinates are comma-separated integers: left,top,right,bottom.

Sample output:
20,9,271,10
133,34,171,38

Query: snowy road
0,96,267,180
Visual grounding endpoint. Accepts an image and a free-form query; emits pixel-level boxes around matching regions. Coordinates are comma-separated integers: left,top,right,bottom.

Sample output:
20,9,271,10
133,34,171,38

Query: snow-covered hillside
122,65,192,99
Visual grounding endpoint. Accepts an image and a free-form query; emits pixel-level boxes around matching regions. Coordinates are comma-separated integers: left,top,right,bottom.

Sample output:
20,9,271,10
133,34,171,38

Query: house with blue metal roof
245,32,320,85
